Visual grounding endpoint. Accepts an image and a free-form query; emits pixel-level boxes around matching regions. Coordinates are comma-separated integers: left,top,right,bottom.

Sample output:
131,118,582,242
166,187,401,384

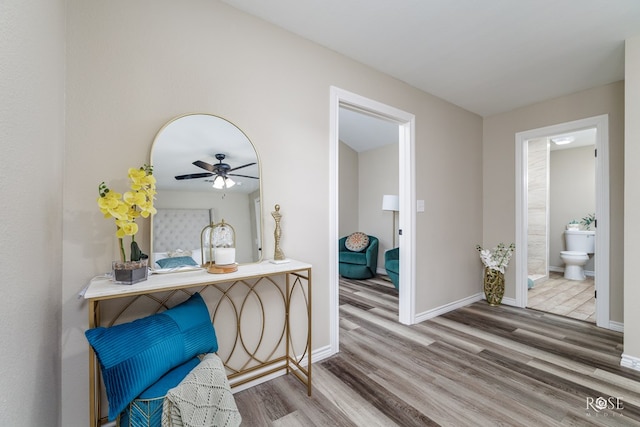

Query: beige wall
340,141,400,271
339,141,399,271
624,36,640,361
359,143,399,268
0,0,65,426
549,146,596,271
7,3,636,425
483,82,625,322
62,1,482,424
339,141,359,237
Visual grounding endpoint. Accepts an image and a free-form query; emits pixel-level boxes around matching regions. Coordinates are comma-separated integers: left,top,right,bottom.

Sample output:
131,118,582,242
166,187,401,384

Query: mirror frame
149,113,263,267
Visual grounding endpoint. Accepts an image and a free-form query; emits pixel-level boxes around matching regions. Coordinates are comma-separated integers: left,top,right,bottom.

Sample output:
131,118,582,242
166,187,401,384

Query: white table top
83,259,311,300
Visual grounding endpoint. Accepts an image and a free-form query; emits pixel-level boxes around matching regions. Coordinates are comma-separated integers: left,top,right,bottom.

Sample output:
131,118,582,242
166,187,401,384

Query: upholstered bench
85,293,238,426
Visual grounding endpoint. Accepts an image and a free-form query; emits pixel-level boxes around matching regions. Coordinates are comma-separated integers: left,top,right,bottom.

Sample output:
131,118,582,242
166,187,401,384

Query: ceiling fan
174,153,257,189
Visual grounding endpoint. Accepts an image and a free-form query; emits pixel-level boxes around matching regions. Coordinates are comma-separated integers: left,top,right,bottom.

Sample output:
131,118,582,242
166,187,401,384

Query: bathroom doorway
515,115,610,329
526,129,596,322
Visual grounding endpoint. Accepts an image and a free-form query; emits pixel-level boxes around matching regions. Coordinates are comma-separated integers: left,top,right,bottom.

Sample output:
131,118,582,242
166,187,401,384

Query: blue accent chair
385,247,399,289
338,235,378,279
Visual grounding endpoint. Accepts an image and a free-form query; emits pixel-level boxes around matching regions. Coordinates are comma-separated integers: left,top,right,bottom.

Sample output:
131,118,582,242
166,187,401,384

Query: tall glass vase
483,267,505,306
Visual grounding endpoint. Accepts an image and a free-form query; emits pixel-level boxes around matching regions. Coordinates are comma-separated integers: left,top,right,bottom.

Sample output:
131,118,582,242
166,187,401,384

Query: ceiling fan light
212,176,225,189
225,177,236,188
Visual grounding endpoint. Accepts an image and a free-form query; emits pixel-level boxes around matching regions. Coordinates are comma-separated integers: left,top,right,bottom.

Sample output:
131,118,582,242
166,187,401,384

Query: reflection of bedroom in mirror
150,114,262,269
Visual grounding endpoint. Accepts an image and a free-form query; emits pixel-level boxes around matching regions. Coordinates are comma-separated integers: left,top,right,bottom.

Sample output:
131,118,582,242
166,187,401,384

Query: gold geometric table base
84,261,312,427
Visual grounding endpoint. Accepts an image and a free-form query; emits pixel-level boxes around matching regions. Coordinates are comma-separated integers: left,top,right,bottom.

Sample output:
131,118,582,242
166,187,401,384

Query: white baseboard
501,296,518,307
230,344,333,394
621,353,640,372
608,320,624,332
310,344,334,364
414,293,484,323
412,292,524,323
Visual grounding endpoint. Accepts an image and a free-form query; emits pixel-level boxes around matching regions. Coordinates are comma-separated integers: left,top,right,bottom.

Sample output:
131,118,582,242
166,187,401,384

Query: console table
84,260,312,427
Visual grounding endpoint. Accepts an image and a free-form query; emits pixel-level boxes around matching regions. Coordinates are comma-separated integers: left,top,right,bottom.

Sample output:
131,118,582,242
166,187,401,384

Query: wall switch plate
417,200,425,212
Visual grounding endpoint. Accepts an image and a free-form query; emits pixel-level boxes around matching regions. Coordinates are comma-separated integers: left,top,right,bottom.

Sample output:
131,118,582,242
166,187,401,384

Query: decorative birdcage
200,219,237,274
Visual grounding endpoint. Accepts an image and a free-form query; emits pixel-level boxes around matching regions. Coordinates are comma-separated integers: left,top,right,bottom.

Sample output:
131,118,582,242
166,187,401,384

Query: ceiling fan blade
229,162,256,172
175,172,213,180
228,173,259,179
193,160,215,172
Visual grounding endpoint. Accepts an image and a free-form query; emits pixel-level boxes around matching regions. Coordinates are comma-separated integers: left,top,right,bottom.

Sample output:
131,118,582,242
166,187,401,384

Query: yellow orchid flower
115,220,138,237
97,164,156,262
127,206,141,220
123,191,147,206
139,206,157,218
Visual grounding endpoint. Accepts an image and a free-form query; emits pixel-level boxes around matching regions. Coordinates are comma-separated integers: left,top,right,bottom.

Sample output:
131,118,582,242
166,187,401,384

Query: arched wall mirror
150,113,262,267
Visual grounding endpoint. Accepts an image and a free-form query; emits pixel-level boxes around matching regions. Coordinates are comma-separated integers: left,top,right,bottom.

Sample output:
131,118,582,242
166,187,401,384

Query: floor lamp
382,195,399,247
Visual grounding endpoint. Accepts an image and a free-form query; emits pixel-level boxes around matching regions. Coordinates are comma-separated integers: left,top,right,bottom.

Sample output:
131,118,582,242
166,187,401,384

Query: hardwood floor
233,276,640,426
528,272,596,323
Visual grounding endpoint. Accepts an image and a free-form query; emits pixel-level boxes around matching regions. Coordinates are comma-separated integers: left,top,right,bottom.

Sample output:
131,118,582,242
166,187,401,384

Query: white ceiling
222,0,640,118
548,128,596,151
339,106,399,152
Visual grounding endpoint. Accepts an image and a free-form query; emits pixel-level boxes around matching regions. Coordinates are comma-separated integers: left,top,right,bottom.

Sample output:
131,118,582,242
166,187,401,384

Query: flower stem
119,238,126,262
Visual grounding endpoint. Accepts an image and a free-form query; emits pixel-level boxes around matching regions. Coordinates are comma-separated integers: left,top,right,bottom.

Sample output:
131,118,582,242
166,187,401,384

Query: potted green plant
567,219,580,231
581,213,595,230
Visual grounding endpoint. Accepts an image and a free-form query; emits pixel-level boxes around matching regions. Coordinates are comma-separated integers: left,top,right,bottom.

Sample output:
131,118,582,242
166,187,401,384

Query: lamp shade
212,176,225,189
382,194,399,211
212,176,235,189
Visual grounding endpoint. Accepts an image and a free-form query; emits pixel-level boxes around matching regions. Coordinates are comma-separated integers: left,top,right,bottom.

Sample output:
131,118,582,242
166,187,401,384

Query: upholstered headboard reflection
152,208,212,254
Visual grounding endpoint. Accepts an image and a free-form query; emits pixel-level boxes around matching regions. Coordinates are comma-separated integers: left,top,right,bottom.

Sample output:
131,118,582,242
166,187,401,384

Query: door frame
515,114,610,328
329,86,416,354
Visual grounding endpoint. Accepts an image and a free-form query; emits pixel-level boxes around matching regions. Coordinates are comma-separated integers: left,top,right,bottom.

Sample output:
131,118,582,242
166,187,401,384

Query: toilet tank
565,229,596,253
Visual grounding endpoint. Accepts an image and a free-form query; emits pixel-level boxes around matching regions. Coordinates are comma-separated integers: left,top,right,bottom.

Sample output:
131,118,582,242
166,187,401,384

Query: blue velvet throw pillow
156,256,198,269
85,293,218,421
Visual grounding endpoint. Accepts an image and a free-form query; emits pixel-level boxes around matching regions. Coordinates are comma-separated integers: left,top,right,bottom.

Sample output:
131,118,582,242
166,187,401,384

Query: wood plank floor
233,276,640,426
528,272,596,322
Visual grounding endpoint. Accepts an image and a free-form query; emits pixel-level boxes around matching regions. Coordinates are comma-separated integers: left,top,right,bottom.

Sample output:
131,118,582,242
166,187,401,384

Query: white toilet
560,229,595,280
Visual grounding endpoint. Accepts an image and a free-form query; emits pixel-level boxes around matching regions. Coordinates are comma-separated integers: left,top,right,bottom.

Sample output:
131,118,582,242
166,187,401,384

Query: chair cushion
345,232,369,252
85,293,217,421
339,251,367,265
386,260,399,275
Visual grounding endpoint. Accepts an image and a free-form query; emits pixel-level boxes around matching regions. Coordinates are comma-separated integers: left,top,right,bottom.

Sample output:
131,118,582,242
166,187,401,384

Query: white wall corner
608,320,624,333
310,344,335,365
414,293,484,324
500,297,518,307
230,344,334,394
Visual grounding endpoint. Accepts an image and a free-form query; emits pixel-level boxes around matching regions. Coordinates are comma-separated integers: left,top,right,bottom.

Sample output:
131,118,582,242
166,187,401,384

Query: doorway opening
329,87,416,354
515,115,610,329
